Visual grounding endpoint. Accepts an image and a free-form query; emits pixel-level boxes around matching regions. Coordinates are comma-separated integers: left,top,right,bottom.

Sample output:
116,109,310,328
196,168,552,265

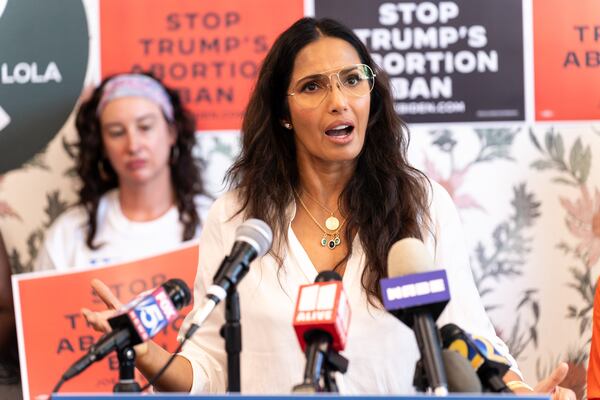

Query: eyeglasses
287,63,376,109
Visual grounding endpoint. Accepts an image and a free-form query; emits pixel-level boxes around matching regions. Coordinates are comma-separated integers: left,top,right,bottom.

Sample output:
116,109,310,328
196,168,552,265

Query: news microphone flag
380,269,450,314
441,323,512,393
384,239,450,396
109,284,179,343
449,334,511,371
292,280,350,352
61,279,190,382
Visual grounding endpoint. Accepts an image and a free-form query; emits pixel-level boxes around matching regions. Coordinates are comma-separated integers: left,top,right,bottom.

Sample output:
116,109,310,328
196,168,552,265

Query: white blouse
178,181,519,394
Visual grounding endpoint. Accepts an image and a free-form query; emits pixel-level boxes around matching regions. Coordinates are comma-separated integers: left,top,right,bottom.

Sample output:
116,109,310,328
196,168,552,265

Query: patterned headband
96,74,174,121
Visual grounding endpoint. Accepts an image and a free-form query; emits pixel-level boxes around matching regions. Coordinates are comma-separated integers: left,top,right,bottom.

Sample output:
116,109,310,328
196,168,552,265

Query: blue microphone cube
380,270,450,311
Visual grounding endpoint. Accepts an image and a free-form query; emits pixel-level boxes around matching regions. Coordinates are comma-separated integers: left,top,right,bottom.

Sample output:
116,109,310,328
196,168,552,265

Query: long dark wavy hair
226,17,431,304
75,72,205,249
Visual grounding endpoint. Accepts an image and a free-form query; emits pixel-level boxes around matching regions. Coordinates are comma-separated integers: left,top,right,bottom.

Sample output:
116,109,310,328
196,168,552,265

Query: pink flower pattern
424,156,485,211
0,175,22,220
559,185,600,267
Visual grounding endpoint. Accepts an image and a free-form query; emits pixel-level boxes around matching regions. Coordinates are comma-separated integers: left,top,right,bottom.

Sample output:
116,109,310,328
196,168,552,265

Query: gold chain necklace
295,191,346,250
301,190,341,231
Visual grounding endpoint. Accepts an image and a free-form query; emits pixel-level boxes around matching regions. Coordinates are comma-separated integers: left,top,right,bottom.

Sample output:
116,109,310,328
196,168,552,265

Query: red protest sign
13,242,199,400
534,0,600,121
100,0,303,130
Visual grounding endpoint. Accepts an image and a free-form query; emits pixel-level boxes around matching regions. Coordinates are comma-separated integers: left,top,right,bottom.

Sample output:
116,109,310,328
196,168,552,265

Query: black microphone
440,323,513,393
192,218,273,326
61,278,191,381
442,349,483,393
380,238,450,395
414,349,482,393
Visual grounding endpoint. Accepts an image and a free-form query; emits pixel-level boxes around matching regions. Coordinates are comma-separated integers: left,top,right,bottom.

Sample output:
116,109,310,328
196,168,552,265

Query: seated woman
85,18,574,399
35,73,211,270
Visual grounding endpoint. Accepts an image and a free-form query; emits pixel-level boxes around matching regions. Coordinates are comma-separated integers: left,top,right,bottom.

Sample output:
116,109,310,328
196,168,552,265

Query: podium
51,395,551,400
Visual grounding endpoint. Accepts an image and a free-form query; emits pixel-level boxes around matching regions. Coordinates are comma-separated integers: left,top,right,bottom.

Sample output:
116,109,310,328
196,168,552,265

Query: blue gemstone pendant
321,233,341,250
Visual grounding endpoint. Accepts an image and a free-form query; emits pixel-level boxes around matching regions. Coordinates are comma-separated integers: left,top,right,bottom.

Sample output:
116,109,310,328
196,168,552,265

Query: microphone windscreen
163,278,192,309
387,237,435,277
440,323,462,347
235,218,273,257
442,349,483,393
315,270,342,282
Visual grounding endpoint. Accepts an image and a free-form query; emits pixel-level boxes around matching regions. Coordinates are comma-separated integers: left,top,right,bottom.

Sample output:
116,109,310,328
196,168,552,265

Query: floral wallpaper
528,127,598,400
1,121,597,399
0,1,598,395
407,124,600,400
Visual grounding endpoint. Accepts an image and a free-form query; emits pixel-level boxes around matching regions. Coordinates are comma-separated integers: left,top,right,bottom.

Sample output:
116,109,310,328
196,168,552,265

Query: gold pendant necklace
295,191,345,250
301,190,341,231
325,215,340,231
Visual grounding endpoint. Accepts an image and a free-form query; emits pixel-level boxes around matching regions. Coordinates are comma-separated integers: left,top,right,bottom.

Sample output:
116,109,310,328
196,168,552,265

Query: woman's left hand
534,362,576,400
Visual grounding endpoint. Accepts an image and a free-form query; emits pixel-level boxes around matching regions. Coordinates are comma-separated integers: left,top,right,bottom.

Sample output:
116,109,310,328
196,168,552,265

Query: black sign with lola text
0,0,88,173
315,0,525,124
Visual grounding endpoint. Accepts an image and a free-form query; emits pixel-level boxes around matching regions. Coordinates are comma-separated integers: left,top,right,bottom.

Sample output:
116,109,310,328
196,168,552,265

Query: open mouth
325,124,354,137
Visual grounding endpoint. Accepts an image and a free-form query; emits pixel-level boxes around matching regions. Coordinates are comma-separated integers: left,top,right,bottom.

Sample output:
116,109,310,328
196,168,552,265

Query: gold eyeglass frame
286,63,376,109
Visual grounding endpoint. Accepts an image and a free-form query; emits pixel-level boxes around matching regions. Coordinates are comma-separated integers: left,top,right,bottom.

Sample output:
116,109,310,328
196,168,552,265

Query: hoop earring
170,145,180,165
98,158,110,181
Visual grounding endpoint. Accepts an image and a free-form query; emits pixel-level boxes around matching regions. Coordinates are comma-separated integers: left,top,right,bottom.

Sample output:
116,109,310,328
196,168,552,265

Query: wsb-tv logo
129,288,178,342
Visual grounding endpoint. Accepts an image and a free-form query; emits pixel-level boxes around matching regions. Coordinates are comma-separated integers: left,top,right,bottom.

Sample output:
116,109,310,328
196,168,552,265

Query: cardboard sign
12,242,199,400
316,0,525,123
100,0,303,130
533,0,600,121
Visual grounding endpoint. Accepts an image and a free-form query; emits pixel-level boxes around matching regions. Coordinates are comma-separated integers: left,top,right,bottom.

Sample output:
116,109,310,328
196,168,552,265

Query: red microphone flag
292,280,351,352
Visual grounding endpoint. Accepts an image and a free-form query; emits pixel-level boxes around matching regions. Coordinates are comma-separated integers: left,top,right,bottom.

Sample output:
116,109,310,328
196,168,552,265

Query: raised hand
80,278,149,355
534,362,576,400
81,278,121,333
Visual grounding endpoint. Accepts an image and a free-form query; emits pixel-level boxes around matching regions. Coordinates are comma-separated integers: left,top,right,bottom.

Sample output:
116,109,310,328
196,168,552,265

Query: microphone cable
51,323,200,396
139,322,200,392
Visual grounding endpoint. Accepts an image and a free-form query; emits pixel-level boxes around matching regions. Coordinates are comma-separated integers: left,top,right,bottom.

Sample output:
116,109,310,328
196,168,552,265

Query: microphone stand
113,345,141,392
220,288,241,392
292,333,349,393
413,359,428,393
322,349,348,392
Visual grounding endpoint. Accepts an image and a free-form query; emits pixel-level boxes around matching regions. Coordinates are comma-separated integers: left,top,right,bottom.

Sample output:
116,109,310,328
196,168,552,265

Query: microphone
442,349,483,392
414,349,482,393
380,238,450,395
292,271,351,393
192,218,272,327
62,278,191,381
440,323,513,393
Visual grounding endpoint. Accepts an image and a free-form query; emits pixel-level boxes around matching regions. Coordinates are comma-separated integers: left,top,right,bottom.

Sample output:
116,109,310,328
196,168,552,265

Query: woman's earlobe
169,125,178,141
